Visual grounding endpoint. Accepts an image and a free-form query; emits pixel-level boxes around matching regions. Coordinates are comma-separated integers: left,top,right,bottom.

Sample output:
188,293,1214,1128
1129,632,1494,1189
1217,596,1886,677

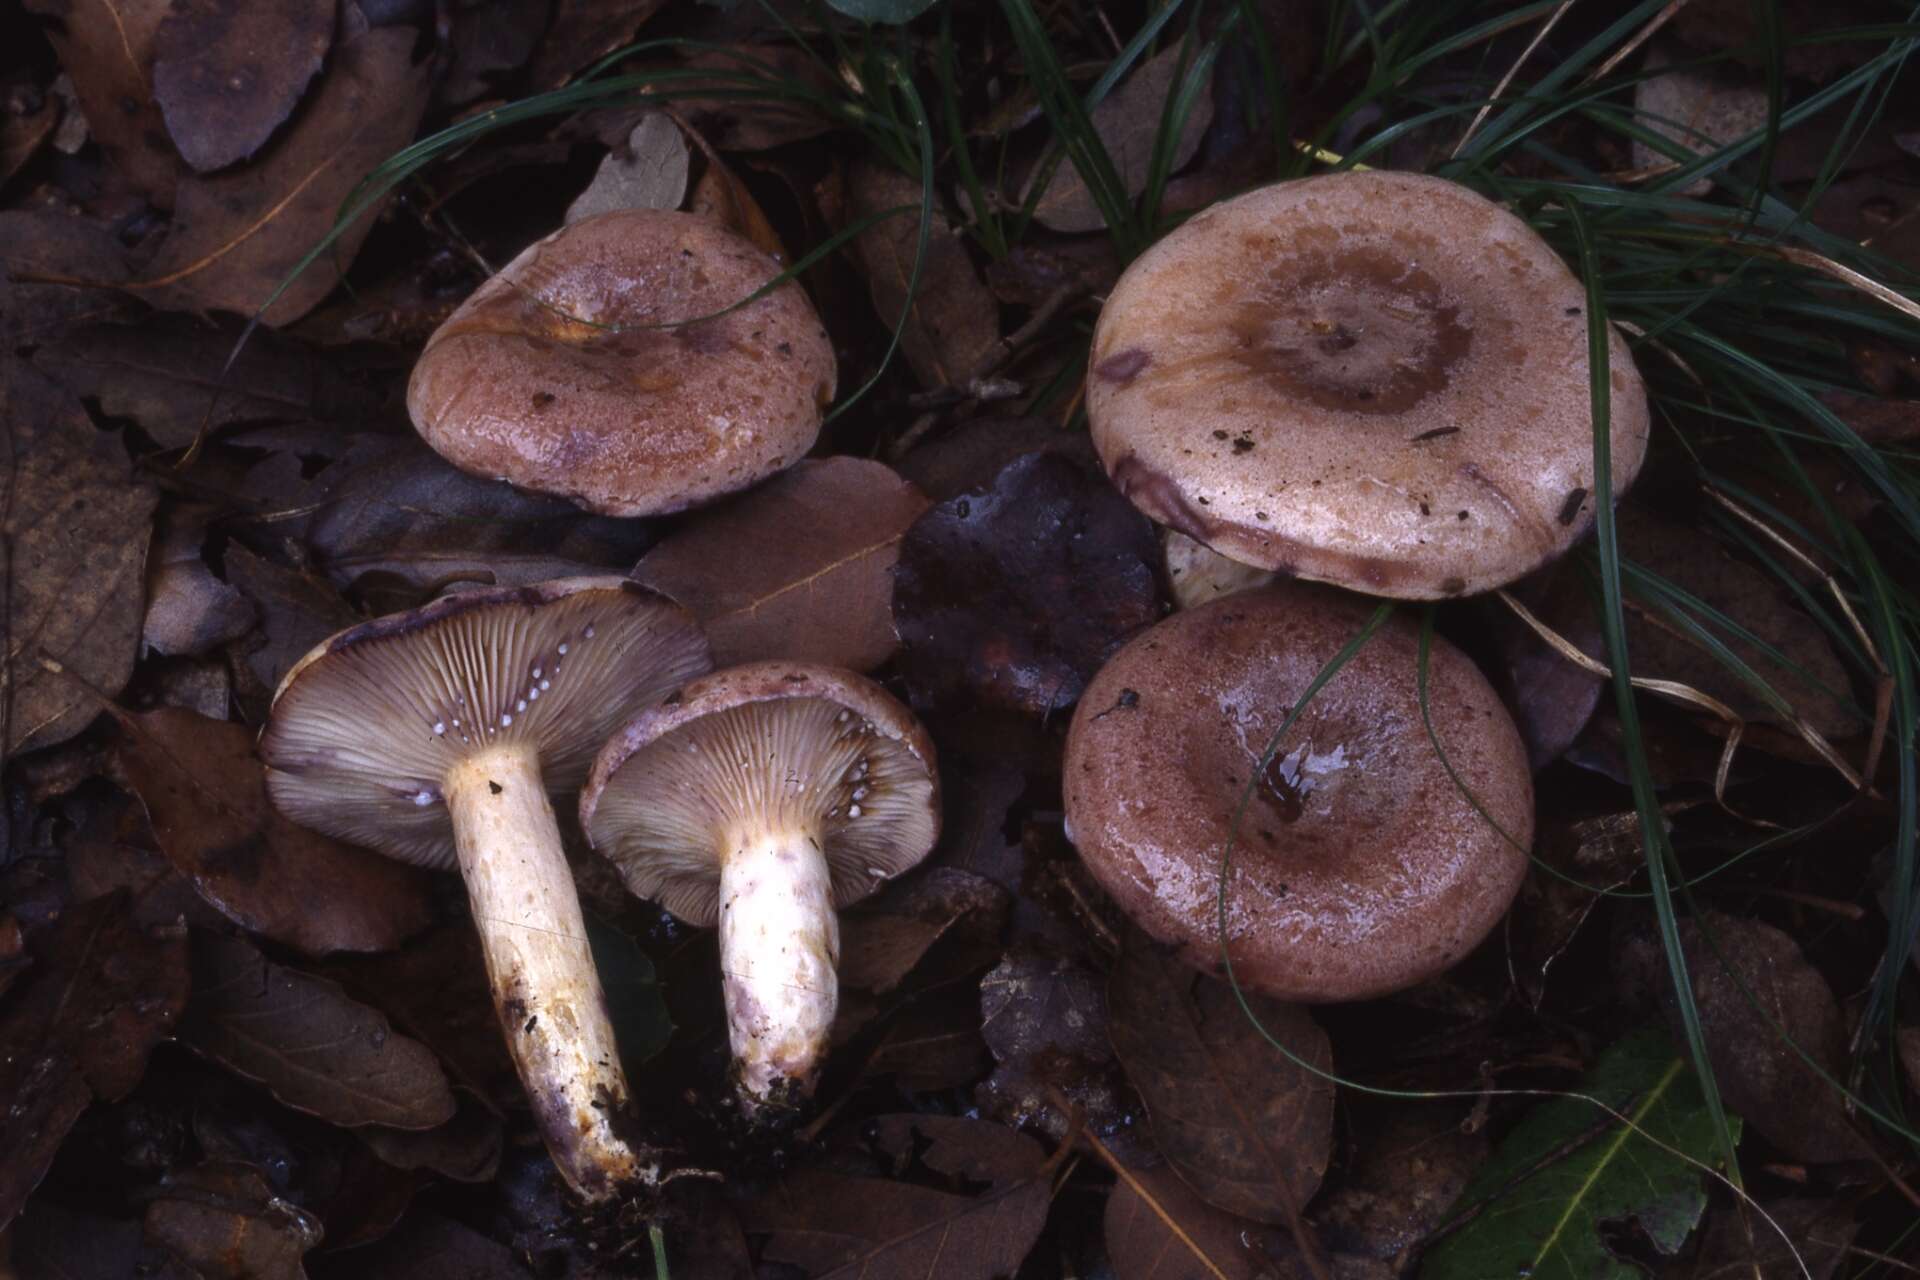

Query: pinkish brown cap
1086,171,1650,599
1062,582,1533,1002
262,577,712,868
407,209,837,517
580,663,940,924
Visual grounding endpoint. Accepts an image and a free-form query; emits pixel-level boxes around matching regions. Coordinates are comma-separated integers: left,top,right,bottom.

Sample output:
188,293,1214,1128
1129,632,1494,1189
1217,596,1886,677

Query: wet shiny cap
1061,582,1533,1002
1086,171,1650,599
580,662,940,925
408,209,837,517
262,578,712,870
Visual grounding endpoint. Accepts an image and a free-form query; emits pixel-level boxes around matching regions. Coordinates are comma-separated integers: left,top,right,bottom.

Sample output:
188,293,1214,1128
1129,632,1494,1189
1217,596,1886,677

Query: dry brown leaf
565,111,688,224
143,506,258,656
633,457,929,671
114,706,434,955
1105,1160,1297,1280
1108,938,1334,1225
1028,43,1214,233
848,159,999,390
177,930,458,1130
671,46,837,151
132,19,429,325
684,129,786,260
529,0,667,90
743,1115,1052,1279
151,0,335,172
2,359,159,755
838,866,1011,995
21,0,180,203
0,210,140,348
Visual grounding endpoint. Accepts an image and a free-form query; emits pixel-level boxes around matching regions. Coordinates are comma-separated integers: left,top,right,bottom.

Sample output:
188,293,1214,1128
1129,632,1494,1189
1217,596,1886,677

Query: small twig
888,281,1089,459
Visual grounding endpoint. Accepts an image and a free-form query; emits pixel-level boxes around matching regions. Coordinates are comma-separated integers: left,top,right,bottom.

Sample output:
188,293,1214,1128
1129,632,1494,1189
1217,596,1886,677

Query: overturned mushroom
581,663,939,1115
261,579,712,1200
408,208,837,517
1063,582,1533,1002
1087,171,1650,599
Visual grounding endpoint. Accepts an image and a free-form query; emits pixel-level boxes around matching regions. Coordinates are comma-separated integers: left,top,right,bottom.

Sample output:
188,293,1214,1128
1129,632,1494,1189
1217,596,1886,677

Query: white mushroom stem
444,746,657,1201
717,829,840,1113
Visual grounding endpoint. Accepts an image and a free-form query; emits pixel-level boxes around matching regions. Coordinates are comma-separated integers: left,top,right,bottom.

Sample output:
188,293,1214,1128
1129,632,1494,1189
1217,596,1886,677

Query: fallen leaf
114,706,434,955
132,18,429,325
176,930,458,1130
281,435,653,606
359,1093,503,1183
21,0,180,203
1632,43,1770,194
1027,43,1215,233
1689,1197,1857,1280
529,0,667,89
151,0,335,172
977,934,1147,1161
1421,1030,1735,1280
1,359,159,755
634,457,930,672
893,449,1166,716
895,415,1098,502
64,785,229,933
1506,810,1646,1009
565,111,689,224
673,46,837,150
1672,0,1886,83
437,0,546,107
839,866,1012,995
309,1210,530,1279
34,315,407,449
848,159,999,390
742,1114,1052,1279
859,990,993,1092
1618,909,1867,1163
0,210,140,347
1311,1101,1485,1262
145,1161,323,1280
684,127,787,260
11,1202,149,1280
1107,938,1333,1225
223,541,361,700
0,891,190,1230
1162,529,1276,609
1490,566,1606,770
1104,1160,1296,1280
144,506,258,657
0,78,58,186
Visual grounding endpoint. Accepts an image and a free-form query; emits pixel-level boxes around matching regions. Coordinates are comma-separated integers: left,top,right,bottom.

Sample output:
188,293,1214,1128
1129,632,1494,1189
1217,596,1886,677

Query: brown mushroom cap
1062,582,1533,1002
1086,171,1650,599
407,210,837,517
581,662,940,925
262,577,712,868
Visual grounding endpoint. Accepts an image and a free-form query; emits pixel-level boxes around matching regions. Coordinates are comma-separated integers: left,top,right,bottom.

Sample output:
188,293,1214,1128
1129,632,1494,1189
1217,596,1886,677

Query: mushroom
407,208,837,517
1062,582,1532,1002
1163,528,1277,609
580,662,939,1115
260,578,712,1201
1086,171,1650,599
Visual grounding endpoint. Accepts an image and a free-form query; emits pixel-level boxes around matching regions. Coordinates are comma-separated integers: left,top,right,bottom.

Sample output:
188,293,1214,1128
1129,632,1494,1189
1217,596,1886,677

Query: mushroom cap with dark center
580,663,940,925
1086,171,1650,599
262,578,712,868
407,209,837,517
1062,582,1533,1002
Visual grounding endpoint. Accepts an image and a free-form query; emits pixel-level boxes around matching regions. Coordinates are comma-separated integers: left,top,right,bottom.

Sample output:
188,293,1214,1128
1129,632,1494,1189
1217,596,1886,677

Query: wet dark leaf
1616,910,1866,1163
0,891,190,1230
0,79,59,186
152,0,334,172
634,457,930,672
1490,567,1606,770
977,935,1146,1161
33,316,406,449
1312,1101,1484,1262
893,450,1165,716
847,159,999,390
2,359,159,755
21,0,180,202
673,46,837,151
144,1160,322,1280
12,1201,159,1280
176,930,458,1130
115,706,434,955
0,210,141,348
1104,1160,1298,1280
223,542,361,700
132,19,429,325
1688,1197,1857,1280
741,1114,1051,1279
1107,938,1333,1225
310,1210,530,1279
1506,810,1646,1009
277,436,653,607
